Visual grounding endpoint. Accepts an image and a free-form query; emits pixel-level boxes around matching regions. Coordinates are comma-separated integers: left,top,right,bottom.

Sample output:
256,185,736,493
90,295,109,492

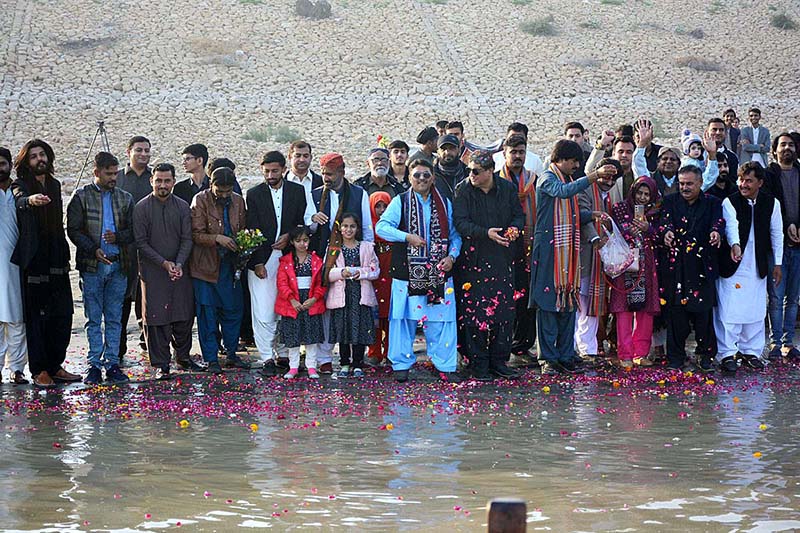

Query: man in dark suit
246,151,307,376
285,140,323,197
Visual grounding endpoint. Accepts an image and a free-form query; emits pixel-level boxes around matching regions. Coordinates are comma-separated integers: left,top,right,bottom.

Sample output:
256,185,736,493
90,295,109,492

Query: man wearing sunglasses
376,159,463,383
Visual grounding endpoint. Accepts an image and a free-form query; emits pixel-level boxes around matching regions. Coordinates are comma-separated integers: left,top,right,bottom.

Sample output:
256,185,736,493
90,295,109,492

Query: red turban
319,153,344,169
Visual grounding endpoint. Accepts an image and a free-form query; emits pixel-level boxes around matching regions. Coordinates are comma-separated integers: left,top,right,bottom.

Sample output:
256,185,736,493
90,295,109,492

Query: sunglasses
470,167,487,176
411,171,432,180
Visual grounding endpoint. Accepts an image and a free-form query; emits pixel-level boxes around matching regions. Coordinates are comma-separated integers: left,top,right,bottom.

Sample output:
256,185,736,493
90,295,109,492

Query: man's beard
780,152,796,165
34,162,48,175
0,172,10,183
372,168,388,178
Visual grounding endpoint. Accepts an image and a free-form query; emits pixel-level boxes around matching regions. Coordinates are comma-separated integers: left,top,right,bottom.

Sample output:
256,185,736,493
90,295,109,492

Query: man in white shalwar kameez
0,147,28,384
714,162,783,373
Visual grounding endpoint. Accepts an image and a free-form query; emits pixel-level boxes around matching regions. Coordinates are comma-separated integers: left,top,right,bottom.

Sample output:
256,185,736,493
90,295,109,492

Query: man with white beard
355,148,406,198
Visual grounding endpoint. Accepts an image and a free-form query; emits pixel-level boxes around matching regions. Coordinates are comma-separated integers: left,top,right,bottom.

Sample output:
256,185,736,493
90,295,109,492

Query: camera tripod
73,120,111,193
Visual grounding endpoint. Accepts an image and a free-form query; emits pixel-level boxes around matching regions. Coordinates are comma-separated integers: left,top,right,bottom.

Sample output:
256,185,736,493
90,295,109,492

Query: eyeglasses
411,171,432,180
469,167,486,176
182,156,196,163
369,157,389,164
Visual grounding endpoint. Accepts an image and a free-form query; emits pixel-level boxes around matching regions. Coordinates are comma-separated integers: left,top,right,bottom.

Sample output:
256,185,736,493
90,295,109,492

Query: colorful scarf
499,165,536,252
370,191,392,254
587,184,612,317
321,182,350,286
403,188,449,304
550,164,581,312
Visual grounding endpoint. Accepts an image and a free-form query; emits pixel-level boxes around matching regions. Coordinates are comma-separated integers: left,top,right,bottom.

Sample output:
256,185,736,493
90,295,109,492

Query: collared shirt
286,170,313,196
117,164,153,205
95,184,120,256
362,176,397,197
303,184,375,242
0,186,22,323
751,126,765,166
269,182,283,241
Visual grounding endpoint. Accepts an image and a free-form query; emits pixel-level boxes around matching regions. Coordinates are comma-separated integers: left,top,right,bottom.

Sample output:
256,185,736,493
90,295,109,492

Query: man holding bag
575,158,623,365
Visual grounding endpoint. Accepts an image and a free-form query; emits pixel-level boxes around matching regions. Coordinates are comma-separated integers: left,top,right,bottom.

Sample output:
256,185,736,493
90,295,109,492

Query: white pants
0,322,27,374
288,344,318,370
248,250,287,362
575,286,599,356
713,312,766,362
315,310,334,365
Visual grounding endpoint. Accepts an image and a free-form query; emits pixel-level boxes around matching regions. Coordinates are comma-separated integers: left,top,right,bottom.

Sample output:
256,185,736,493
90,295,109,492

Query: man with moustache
660,166,724,372
529,140,611,375
133,163,194,380
285,140,323,197
496,134,538,365
66,152,134,384
739,108,770,167
764,133,800,359
387,140,411,188
117,135,152,360
715,162,782,373
434,134,469,202
706,152,737,200
11,140,79,387
246,151,307,376
305,153,373,374
354,148,405,198
0,147,27,384
585,131,636,199
707,117,740,179
722,109,740,152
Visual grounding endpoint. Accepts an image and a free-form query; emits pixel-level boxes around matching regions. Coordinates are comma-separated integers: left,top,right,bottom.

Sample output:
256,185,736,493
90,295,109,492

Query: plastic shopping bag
598,218,636,277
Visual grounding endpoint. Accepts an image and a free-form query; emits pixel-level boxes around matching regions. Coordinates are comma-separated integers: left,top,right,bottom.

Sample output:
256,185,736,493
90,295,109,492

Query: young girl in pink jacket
326,213,379,378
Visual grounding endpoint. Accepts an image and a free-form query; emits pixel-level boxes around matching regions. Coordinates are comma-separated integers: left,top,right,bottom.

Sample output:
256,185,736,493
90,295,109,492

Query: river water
1,363,799,532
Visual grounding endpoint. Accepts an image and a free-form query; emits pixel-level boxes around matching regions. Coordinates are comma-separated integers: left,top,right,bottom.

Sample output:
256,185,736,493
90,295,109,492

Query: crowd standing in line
2,108,800,387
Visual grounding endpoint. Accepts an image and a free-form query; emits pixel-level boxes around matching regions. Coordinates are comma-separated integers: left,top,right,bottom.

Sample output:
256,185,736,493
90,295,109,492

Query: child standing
275,225,327,379
368,192,393,365
326,213,379,378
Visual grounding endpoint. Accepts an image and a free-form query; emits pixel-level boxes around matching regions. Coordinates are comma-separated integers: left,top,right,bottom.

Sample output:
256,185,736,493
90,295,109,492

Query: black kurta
453,176,525,327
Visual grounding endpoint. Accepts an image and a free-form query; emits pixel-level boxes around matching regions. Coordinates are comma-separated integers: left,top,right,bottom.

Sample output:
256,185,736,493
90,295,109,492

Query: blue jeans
81,261,127,369
768,246,800,346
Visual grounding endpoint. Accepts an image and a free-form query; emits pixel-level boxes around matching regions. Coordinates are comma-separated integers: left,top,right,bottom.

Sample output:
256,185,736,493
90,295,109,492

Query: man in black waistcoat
714,162,783,373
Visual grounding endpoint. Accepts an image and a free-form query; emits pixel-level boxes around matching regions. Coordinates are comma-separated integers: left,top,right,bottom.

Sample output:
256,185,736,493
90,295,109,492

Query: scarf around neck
550,164,581,312
403,188,449,304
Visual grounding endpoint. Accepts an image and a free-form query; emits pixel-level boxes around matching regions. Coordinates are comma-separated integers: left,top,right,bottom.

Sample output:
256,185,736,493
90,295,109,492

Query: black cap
437,134,460,149
416,126,438,144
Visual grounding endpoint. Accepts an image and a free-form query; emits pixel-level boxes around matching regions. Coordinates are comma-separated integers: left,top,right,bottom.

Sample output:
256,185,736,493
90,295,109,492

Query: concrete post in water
487,498,526,533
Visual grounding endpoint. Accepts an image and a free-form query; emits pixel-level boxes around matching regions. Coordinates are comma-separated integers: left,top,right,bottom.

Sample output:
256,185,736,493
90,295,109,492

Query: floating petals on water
759,424,767,431
249,423,259,432
753,451,762,458
542,386,550,393
461,282,472,291
179,419,190,428
735,283,742,289
204,491,211,498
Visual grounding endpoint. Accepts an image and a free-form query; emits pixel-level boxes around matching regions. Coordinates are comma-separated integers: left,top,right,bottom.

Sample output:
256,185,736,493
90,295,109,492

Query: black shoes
720,356,738,373
224,355,252,370
394,369,409,383
177,358,206,372
438,371,462,384
258,360,279,377
11,371,29,385
555,359,583,374
207,362,223,374
695,358,714,373
490,363,521,379
84,366,102,385
155,367,172,381
738,354,766,370
106,365,130,384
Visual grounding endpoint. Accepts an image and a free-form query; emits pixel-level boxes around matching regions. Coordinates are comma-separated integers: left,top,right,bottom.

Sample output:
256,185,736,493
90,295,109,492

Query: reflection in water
1,366,800,531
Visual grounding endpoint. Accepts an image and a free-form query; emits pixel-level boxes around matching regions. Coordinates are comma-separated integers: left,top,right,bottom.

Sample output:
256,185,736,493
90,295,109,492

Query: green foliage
511,0,532,5
771,12,797,30
599,0,624,5
521,16,557,36
579,20,601,29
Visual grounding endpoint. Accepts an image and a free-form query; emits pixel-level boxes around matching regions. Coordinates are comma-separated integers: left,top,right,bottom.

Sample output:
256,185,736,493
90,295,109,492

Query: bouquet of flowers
234,229,266,281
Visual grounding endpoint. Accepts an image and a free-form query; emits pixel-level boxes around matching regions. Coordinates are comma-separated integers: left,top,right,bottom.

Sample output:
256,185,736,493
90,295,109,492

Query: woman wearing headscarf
609,176,662,369
367,191,393,365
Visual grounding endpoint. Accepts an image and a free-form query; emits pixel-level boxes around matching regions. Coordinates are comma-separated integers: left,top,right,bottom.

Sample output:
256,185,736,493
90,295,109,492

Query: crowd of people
1,108,799,387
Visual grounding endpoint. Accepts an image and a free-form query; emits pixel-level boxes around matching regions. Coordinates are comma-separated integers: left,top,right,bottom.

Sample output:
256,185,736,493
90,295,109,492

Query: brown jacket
189,190,246,283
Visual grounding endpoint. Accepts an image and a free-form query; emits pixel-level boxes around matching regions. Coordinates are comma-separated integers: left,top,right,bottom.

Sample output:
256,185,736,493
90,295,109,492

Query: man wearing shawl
496,134,539,364
575,158,623,362
529,140,613,375
376,158,463,383
306,153,373,373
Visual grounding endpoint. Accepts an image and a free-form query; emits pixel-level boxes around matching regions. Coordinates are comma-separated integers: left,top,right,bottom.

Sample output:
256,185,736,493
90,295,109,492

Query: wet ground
2,346,800,532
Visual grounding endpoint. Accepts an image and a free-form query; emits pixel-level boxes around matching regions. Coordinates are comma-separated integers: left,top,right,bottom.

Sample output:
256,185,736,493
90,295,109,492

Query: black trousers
145,320,193,369
27,314,72,376
339,344,366,368
511,260,536,354
463,322,513,370
666,307,716,366
240,278,254,343
120,281,143,357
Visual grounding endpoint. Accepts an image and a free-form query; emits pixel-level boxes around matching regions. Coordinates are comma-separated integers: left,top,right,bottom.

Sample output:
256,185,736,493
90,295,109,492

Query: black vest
388,192,453,282
719,192,775,279
309,182,364,256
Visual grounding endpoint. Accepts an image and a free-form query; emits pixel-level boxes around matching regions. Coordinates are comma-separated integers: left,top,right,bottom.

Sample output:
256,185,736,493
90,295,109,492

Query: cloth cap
658,146,682,160
469,150,495,169
416,126,438,144
437,134,460,148
319,153,344,169
367,147,389,159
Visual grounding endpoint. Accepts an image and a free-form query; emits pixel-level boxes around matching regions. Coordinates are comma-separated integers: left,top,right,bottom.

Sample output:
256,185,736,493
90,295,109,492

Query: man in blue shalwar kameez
376,158,462,383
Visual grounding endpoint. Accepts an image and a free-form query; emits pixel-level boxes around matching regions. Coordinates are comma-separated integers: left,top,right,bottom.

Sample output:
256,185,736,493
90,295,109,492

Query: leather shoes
155,367,172,381
438,371,463,384
555,359,583,374
318,362,333,374
394,369,409,383
11,371,29,385
207,362,223,374
739,354,766,370
177,358,206,372
52,367,81,382
490,363,521,379
720,356,738,373
33,371,56,388
258,360,279,377
224,355,252,370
